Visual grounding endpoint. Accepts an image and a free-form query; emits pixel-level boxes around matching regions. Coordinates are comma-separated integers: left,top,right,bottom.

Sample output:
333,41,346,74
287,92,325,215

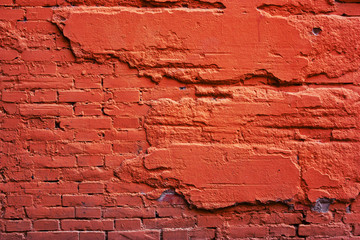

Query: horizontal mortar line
57,6,225,13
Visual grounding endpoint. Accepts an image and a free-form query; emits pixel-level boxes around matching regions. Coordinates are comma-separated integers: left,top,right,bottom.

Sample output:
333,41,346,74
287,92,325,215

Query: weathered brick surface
1,0,360,239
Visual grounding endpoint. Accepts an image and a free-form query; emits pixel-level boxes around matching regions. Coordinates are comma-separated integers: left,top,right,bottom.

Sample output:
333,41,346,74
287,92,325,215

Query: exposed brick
113,117,140,128
26,7,53,20
58,90,103,102
197,215,224,227
115,219,142,230
228,225,269,238
33,220,59,231
103,207,155,218
79,232,105,240
30,90,57,103
269,225,296,237
77,155,103,167
343,213,360,223
0,233,25,240
108,231,160,240
74,77,102,89
143,218,196,229
2,91,27,103
60,118,112,129
0,9,25,20
27,232,78,240
75,207,102,219
112,90,140,103
19,104,72,116
298,224,350,237
4,207,25,219
79,183,104,194
74,103,102,116
7,195,33,207
5,220,32,232
62,195,105,207
25,207,75,219
61,219,114,231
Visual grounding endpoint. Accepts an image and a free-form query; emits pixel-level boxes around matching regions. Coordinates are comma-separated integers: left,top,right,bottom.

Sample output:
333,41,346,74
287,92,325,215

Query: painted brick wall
1,0,360,239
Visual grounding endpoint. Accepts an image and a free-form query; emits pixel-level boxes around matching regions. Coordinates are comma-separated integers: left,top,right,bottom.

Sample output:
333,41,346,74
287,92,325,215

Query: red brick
21,50,53,61
79,183,104,194
229,225,269,238
0,9,24,20
33,156,76,168
58,62,113,75
25,207,75,219
0,0,13,5
0,49,20,61
4,207,25,219
61,219,114,231
7,195,33,206
0,233,24,240
60,118,112,129
23,129,73,141
33,220,59,231
103,207,155,218
77,155,103,167
34,169,60,181
57,142,112,154
23,182,78,194
79,232,105,240
115,219,142,230
61,168,113,182
298,224,350,237
113,142,142,154
343,213,360,223
163,230,188,240
104,155,130,167
62,195,105,207
197,215,224,227
156,207,183,218
2,91,27,103
108,231,160,240
74,103,102,116
103,103,150,116
113,117,140,128
116,195,143,206
27,232,78,240
19,104,72,116
75,207,101,219
103,75,154,88
26,7,53,20
269,225,296,237
143,218,196,229
5,220,32,232
306,212,333,224
354,224,360,236
28,62,57,75
17,21,59,33
75,130,101,141
2,64,27,75
1,118,24,129
59,90,103,102
74,77,102,89
112,90,140,103
17,77,72,89
36,195,61,207
30,90,57,102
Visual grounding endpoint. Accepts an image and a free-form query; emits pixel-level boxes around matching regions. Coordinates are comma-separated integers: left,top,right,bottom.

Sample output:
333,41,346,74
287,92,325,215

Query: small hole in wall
312,27,322,36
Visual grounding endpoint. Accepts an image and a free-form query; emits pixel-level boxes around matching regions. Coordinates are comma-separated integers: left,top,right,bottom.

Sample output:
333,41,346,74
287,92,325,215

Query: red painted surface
1,0,360,239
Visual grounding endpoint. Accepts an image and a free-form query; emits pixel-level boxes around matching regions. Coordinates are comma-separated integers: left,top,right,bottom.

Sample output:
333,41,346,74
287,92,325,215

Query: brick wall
1,0,360,239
